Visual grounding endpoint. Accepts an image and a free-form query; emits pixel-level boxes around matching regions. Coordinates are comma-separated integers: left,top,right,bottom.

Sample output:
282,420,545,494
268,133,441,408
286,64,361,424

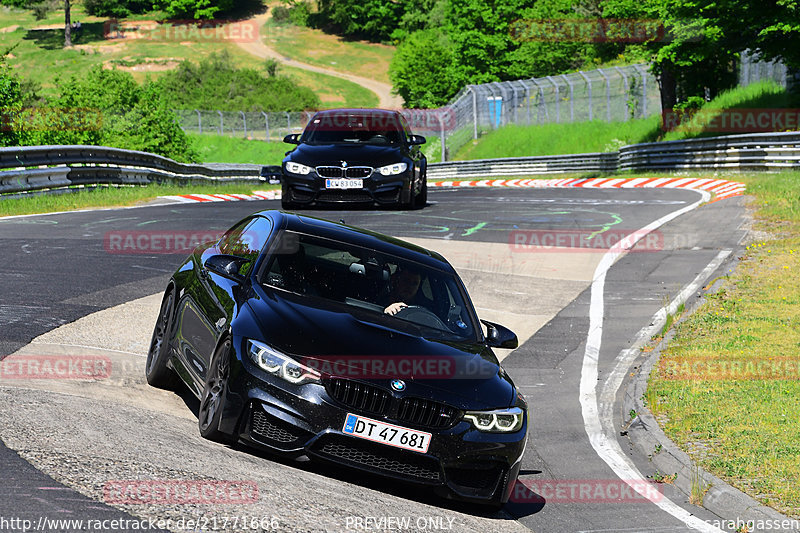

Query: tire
281,184,299,210
198,338,235,444
412,177,427,209
145,289,179,389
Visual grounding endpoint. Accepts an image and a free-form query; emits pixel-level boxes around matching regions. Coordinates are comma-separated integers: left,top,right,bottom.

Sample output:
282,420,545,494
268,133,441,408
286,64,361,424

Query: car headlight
464,407,524,433
247,340,320,385
285,161,312,175
377,162,408,176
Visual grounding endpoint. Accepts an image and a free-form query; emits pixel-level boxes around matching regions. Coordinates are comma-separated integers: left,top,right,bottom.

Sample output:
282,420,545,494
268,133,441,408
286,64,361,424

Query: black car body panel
151,211,527,506
281,109,427,208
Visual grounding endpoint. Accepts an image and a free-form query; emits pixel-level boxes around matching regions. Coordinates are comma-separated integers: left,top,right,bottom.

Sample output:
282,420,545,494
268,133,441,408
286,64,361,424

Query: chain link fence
176,55,793,163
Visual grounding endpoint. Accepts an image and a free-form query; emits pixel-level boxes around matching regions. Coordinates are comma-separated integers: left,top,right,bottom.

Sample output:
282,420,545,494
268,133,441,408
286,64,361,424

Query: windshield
302,112,407,145
261,230,478,341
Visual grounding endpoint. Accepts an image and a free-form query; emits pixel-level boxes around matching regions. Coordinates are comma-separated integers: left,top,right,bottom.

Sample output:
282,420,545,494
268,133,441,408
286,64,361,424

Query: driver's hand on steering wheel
384,302,407,315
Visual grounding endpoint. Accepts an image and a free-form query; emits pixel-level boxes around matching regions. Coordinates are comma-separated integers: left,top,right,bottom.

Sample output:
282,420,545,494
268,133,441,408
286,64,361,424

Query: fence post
195,109,201,134
468,87,478,140
285,112,291,136
261,112,269,141
438,111,446,162
217,110,223,135
240,111,247,138
614,67,629,121
598,68,611,122
578,71,592,121
561,74,574,122
546,76,560,123
634,65,647,117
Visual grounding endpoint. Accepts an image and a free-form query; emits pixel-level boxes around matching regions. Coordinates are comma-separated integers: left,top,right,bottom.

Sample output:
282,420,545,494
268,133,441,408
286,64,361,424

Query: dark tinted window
302,112,405,145
262,231,477,341
218,217,272,274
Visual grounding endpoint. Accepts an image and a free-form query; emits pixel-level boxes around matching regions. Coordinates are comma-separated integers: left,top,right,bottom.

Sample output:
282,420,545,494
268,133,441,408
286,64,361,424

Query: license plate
325,179,363,189
342,413,431,453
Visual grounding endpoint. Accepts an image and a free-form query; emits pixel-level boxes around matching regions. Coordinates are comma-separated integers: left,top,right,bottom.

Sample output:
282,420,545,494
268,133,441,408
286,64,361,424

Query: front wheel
145,289,179,389
281,184,299,210
198,338,235,443
412,178,427,209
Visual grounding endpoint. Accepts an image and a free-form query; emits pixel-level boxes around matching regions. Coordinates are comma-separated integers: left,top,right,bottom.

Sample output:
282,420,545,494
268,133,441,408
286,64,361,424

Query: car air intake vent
345,167,373,178
316,166,343,178
397,398,461,429
326,378,391,415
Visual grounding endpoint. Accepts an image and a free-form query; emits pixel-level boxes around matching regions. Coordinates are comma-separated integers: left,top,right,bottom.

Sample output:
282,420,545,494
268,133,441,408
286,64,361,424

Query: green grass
454,116,661,160
454,80,797,159
0,182,277,217
648,171,800,518
263,20,394,84
189,133,289,165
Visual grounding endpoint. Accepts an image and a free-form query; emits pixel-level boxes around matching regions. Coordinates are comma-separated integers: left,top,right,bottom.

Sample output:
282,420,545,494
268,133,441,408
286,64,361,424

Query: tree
64,0,71,47
389,30,461,107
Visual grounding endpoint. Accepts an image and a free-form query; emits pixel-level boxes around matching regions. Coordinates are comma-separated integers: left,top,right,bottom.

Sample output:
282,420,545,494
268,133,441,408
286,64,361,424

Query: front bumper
282,170,413,205
220,350,526,505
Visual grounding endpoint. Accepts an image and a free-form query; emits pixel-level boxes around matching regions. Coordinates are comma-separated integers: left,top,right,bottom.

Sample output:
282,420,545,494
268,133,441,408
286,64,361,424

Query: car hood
246,291,515,410
285,143,408,169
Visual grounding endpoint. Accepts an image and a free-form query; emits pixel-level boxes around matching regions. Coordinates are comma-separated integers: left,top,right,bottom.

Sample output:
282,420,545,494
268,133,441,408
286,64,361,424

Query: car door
177,216,273,387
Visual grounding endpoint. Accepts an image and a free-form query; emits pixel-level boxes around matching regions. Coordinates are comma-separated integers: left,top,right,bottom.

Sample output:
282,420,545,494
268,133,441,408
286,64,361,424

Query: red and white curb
161,177,746,205
430,177,746,201
160,190,280,203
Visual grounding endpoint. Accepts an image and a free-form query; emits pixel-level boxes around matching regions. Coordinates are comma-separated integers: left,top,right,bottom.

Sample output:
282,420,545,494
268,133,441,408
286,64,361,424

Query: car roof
255,210,452,271
311,108,402,118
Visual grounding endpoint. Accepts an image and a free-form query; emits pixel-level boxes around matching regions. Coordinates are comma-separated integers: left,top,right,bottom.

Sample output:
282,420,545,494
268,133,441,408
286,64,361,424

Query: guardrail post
217,110,223,135
261,112,269,141
240,111,247,138
195,109,201,134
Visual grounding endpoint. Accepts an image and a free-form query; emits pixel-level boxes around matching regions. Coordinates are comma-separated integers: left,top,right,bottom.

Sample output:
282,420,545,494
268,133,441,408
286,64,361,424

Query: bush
13,66,197,162
154,51,320,111
389,30,461,108
0,60,23,147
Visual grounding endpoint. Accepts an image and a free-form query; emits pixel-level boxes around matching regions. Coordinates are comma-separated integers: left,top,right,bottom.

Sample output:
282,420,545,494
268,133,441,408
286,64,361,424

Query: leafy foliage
153,52,320,111
0,58,23,146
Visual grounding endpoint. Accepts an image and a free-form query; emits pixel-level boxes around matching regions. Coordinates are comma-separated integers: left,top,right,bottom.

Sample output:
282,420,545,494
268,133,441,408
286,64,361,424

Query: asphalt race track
0,186,748,532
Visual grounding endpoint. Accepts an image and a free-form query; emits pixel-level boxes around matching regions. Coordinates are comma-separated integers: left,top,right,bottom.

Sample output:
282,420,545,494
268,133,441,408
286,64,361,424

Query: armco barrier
0,145,262,195
2,131,800,195
427,131,800,180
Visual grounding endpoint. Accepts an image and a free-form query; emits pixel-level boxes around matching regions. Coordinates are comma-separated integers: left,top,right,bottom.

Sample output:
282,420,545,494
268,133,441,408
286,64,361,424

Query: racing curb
621,274,795,529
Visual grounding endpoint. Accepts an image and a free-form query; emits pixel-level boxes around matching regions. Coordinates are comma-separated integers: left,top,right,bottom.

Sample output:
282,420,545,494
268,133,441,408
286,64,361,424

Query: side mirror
283,133,301,144
408,134,426,146
203,254,247,282
481,319,518,349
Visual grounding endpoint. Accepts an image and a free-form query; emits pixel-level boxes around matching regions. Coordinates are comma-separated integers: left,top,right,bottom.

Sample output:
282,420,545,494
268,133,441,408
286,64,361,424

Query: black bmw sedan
280,109,428,209
146,210,527,506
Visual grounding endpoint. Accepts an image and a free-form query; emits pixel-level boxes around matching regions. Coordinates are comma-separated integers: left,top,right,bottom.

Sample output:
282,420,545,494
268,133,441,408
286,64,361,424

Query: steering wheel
394,305,449,330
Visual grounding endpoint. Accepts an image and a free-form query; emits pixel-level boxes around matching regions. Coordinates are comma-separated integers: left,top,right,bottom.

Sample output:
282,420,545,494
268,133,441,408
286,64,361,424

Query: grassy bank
189,133,289,165
648,171,800,518
0,182,277,217
455,80,794,159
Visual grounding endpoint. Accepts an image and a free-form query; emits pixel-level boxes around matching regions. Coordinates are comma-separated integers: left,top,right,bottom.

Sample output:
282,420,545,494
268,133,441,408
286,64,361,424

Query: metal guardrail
427,131,800,180
0,145,263,195
2,132,799,196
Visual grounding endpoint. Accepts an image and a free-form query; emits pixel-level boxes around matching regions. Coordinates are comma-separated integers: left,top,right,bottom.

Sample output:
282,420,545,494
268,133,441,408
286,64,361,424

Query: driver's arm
384,302,408,315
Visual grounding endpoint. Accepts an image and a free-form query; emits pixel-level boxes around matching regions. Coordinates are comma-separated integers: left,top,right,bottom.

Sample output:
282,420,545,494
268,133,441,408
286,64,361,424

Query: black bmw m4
146,210,527,506
280,108,428,209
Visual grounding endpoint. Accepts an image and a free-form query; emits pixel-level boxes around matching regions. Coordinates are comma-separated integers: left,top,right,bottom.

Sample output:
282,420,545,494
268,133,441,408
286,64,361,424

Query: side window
218,217,273,274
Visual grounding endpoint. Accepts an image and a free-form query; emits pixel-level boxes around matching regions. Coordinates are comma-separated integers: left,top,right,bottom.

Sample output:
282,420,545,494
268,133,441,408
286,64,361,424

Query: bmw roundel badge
390,379,406,392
